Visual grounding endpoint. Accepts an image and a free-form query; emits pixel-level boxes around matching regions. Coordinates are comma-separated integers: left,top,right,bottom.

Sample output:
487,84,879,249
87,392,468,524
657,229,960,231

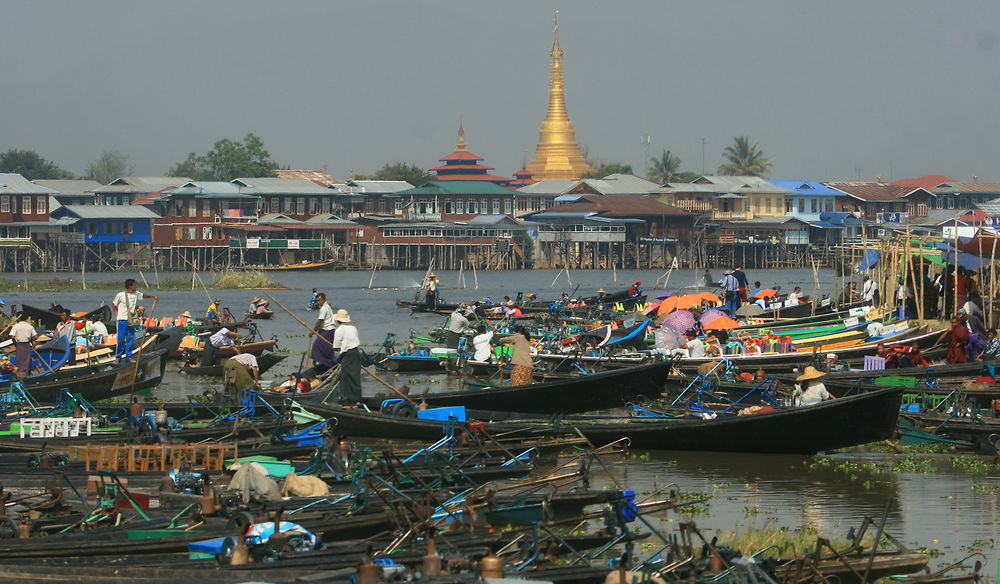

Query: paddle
260,291,418,407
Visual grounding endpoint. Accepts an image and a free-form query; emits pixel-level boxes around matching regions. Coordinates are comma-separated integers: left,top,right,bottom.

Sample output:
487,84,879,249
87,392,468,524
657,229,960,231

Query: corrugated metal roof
332,180,415,194
891,174,955,189
304,213,357,225
825,182,913,201
33,179,102,195
548,194,693,217
93,177,191,193
768,179,842,195
57,204,160,219
274,169,341,186
233,177,334,195
258,213,303,225
691,175,791,194
164,181,245,195
397,181,513,196
933,181,1000,194
517,179,577,195
0,173,58,195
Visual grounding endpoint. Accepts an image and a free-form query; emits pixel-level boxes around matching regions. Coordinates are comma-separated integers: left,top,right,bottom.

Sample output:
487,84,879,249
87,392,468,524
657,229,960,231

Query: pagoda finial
455,114,466,152
551,10,562,57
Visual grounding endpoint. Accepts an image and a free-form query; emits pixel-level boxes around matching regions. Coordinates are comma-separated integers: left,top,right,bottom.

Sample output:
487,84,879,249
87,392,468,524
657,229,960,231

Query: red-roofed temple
431,124,512,187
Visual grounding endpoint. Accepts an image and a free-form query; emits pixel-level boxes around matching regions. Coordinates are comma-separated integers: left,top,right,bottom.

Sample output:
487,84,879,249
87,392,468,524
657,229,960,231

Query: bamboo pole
953,215,960,319
472,260,479,290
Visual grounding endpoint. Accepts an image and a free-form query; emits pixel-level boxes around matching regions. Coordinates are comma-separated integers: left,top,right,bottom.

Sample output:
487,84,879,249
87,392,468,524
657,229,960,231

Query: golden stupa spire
525,11,593,180
455,114,467,152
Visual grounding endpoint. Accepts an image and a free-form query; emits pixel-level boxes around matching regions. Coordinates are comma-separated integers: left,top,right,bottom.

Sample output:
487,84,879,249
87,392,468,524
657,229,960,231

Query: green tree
373,162,433,186
717,136,773,177
646,150,683,184
581,162,633,179
84,150,134,184
672,171,700,183
0,149,75,180
167,152,207,179
166,133,277,181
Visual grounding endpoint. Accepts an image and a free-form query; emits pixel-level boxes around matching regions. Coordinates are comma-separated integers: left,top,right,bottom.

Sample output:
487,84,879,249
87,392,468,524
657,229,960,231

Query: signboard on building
288,239,300,249
247,238,260,249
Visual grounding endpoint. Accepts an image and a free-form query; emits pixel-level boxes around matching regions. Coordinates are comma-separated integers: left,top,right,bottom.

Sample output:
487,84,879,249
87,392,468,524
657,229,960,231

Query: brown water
3,268,996,566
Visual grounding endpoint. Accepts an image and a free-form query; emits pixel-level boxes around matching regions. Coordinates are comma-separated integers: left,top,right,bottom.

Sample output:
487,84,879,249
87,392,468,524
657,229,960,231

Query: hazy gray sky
2,1,999,182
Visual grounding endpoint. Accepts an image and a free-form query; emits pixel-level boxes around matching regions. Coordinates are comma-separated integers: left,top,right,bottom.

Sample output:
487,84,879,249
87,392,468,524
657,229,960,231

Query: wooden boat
366,360,672,414
0,335,72,384
177,352,287,377
527,386,904,453
250,259,338,271
20,303,113,330
169,336,277,358
671,327,940,372
382,352,448,371
248,308,275,319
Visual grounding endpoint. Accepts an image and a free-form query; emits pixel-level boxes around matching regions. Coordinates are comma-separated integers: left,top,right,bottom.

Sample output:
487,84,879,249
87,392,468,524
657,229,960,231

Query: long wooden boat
367,360,671,414
672,327,940,371
241,258,338,271
531,386,904,453
169,337,277,358
19,303,113,330
177,351,287,377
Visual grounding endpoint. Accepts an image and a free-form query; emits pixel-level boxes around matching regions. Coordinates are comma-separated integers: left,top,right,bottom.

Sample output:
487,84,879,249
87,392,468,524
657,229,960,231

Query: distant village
1,20,994,274
0,164,993,273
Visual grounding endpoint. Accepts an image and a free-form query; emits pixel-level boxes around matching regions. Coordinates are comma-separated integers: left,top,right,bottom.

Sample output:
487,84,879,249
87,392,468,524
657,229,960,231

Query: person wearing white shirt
862,276,879,304
112,278,158,362
787,287,803,304
331,309,361,404
472,326,494,362
685,332,706,358
86,318,109,343
311,293,338,370
7,313,36,377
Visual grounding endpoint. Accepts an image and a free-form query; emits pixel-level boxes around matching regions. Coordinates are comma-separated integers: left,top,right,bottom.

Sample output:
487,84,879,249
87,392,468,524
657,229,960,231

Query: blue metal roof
769,180,842,196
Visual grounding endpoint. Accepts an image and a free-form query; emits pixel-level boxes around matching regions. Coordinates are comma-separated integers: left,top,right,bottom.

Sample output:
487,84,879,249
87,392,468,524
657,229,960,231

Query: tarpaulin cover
855,249,881,272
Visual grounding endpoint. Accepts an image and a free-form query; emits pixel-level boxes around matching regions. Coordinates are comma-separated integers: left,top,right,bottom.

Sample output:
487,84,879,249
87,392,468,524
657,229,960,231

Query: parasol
736,304,765,316
698,292,721,304
675,294,704,310
660,309,696,332
657,296,681,315
656,292,674,300
704,315,741,330
754,289,778,299
699,308,727,325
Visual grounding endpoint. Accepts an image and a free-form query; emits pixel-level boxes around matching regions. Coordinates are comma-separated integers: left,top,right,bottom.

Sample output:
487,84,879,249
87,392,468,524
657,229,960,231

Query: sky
2,1,999,183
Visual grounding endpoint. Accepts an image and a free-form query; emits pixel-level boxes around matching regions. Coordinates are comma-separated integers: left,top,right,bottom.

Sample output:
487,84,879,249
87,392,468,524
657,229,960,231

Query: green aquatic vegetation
948,456,999,474
891,455,936,474
0,270,284,292
971,483,1000,492
962,538,995,553
912,546,942,558
713,520,860,557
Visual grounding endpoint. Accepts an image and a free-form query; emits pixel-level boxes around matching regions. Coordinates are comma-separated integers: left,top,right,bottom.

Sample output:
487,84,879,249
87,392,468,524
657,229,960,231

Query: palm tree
647,150,683,184
717,136,773,177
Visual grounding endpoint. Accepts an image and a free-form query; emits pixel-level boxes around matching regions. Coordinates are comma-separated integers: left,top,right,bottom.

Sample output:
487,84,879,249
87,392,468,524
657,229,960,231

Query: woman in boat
224,352,259,396
937,315,971,364
792,366,834,406
501,326,534,386
332,309,361,405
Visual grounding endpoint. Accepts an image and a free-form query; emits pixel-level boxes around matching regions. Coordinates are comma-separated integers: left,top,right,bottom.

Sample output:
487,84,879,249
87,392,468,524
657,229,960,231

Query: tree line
0,134,772,185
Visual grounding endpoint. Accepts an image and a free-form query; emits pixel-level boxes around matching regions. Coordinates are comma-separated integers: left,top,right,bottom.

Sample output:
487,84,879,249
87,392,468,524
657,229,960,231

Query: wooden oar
260,291,417,406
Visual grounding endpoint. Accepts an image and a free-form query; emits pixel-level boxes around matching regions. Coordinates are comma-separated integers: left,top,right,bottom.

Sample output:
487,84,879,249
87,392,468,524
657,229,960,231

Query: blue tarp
855,249,881,272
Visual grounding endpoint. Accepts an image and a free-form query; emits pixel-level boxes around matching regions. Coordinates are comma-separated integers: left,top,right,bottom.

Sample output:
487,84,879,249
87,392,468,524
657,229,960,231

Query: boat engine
169,468,207,495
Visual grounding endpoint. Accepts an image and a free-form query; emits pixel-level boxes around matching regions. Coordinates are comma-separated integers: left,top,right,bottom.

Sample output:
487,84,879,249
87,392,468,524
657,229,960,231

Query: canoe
177,352,287,377
20,303,113,330
372,360,672,414
169,337,277,358
251,259,338,271
545,386,903,453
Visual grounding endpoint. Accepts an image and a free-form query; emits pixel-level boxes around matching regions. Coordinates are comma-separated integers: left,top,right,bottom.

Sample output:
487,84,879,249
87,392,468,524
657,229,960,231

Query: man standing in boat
731,266,749,304
719,270,740,316
311,292,337,372
7,312,36,378
112,278,158,363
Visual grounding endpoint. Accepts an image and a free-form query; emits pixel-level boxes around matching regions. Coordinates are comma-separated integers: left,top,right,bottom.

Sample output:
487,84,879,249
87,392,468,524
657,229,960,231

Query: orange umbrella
656,296,681,315
698,292,721,304
704,315,740,330
675,294,703,310
754,289,778,299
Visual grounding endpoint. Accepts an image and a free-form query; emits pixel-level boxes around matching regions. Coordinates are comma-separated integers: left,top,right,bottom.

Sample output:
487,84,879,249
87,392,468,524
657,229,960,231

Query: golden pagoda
526,13,593,180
